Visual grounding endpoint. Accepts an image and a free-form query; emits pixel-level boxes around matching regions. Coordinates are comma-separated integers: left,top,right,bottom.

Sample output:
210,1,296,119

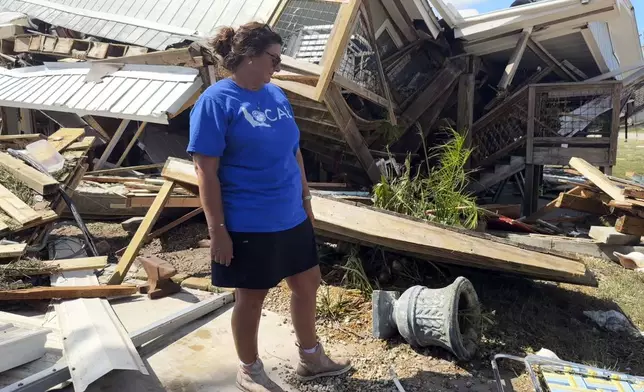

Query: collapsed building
0,0,642,217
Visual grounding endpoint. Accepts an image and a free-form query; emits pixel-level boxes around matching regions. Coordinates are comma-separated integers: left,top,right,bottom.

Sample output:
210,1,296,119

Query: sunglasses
265,51,282,67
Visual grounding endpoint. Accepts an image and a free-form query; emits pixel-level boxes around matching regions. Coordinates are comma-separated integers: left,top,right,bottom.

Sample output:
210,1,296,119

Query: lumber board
47,128,85,152
569,157,626,202
86,163,164,175
498,28,532,90
0,183,41,225
0,243,27,258
107,180,176,284
554,193,610,215
116,122,148,167
66,136,96,151
159,158,592,285
127,195,201,208
83,175,147,184
0,152,59,195
615,215,644,236
147,207,204,240
0,285,138,300
46,256,108,272
623,188,644,200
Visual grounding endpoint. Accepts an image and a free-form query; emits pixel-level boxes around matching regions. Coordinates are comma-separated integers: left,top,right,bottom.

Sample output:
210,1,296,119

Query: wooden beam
147,207,203,240
332,74,390,108
157,158,594,285
532,147,609,166
45,256,108,272
457,69,475,153
615,215,644,236
562,59,588,80
127,195,201,208
324,84,381,184
498,27,532,90
313,0,363,102
554,192,610,215
526,38,578,82
268,0,289,26
85,163,163,176
82,115,110,141
271,79,318,101
66,136,96,151
107,180,176,284
95,119,130,170
0,285,138,300
0,183,42,225
47,128,85,152
569,157,626,202
90,47,202,67
609,83,622,166
0,152,59,195
115,122,147,167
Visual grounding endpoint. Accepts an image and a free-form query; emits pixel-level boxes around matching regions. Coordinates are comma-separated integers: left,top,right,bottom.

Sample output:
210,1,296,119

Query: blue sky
445,0,644,45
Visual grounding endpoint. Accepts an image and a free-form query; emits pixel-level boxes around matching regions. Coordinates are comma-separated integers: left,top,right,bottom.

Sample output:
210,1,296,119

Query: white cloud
445,0,489,10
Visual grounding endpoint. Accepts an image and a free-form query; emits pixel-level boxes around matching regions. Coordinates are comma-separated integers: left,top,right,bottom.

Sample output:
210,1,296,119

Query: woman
187,22,351,391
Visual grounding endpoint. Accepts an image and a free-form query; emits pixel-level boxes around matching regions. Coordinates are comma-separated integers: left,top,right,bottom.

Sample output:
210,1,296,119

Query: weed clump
373,127,479,229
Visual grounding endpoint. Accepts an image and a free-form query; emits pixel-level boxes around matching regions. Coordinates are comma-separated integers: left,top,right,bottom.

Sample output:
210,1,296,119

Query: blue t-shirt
187,78,307,233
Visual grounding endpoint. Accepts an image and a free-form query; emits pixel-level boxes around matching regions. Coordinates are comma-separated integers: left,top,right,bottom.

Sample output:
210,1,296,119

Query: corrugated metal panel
0,62,202,124
0,0,280,49
52,270,148,392
589,21,620,73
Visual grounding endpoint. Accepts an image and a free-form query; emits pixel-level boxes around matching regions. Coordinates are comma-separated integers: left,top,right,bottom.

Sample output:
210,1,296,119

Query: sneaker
296,343,352,382
236,358,285,392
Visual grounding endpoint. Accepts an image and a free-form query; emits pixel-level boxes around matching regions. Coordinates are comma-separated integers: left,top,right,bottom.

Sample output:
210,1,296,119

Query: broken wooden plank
159,157,593,284
0,285,138,300
623,187,644,200
554,192,610,215
498,27,532,90
148,207,204,241
0,243,27,258
0,152,59,195
82,115,110,141
615,215,644,237
66,136,96,151
47,128,85,152
107,181,176,284
569,157,626,202
127,195,200,208
0,183,41,225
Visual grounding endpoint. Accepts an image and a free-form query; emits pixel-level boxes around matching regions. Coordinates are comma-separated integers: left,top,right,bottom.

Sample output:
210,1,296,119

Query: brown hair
209,22,283,72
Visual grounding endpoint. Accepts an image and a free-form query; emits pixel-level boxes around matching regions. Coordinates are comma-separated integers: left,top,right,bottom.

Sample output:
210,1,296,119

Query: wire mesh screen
471,92,529,164
628,80,644,118
273,0,341,64
535,87,615,138
336,10,385,97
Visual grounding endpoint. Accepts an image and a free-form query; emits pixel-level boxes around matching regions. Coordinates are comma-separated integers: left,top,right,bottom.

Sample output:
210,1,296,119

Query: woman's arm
194,154,233,266
296,148,314,223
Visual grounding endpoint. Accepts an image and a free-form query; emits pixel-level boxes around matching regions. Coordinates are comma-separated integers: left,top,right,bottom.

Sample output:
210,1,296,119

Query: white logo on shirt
240,104,293,128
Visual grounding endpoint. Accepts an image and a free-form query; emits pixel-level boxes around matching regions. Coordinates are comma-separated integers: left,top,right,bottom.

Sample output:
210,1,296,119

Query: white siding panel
589,22,620,72
0,63,201,123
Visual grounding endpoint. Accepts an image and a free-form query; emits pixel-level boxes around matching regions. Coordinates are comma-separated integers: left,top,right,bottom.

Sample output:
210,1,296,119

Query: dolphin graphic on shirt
240,106,271,128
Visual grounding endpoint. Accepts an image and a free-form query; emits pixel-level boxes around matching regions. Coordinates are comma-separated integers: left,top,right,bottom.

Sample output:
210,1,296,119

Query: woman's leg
232,288,269,364
286,266,351,381
285,265,321,349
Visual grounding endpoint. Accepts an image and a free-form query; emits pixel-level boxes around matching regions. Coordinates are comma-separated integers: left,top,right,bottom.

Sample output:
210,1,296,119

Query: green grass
613,128,644,179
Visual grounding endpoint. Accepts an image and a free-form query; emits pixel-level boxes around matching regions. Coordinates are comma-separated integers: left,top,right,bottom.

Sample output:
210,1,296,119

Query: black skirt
211,218,319,290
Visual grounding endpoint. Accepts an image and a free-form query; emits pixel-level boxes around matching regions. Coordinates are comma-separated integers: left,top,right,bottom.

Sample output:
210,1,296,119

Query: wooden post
18,108,33,134
498,28,532,91
608,83,623,167
95,119,130,170
115,121,147,167
522,86,537,217
313,0,363,102
457,57,476,158
107,180,176,285
324,84,381,184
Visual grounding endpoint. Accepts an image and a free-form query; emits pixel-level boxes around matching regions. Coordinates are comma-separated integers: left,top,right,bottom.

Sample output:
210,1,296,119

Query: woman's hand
211,227,234,267
304,198,315,225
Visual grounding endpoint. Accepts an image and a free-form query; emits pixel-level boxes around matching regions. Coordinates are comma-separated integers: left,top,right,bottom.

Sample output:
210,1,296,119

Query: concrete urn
372,277,481,360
